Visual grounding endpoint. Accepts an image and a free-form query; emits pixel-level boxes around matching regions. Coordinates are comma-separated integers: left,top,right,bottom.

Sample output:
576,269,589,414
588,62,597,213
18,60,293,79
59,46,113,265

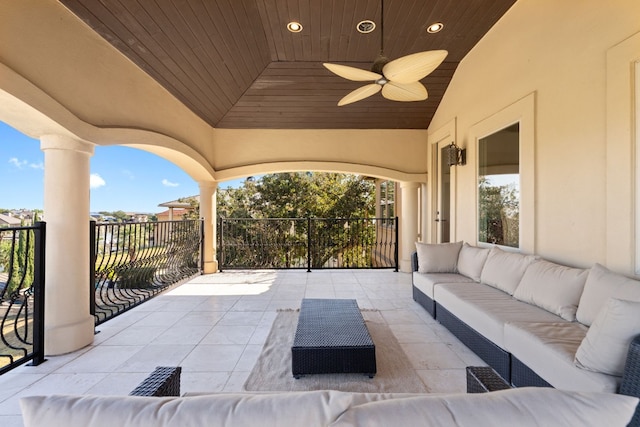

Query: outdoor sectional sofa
18,366,640,426
411,242,640,405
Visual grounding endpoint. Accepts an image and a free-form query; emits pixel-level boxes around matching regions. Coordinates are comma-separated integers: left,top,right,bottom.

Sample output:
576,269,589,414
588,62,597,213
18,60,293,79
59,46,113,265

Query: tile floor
0,269,485,426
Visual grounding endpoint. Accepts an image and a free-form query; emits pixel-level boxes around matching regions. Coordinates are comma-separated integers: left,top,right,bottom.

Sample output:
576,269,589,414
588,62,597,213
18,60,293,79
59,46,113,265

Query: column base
399,258,412,273
44,315,94,356
203,260,219,274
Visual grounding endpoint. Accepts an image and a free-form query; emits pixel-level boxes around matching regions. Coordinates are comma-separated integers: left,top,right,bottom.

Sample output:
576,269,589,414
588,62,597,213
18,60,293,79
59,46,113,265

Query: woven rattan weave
292,298,376,378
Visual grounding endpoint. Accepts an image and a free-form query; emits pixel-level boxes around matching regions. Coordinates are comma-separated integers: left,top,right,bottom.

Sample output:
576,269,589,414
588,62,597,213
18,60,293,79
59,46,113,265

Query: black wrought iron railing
0,222,46,375
91,220,203,325
219,217,398,271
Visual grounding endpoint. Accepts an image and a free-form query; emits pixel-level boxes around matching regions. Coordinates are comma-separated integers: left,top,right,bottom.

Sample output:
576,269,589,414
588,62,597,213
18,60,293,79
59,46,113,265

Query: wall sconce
447,143,466,167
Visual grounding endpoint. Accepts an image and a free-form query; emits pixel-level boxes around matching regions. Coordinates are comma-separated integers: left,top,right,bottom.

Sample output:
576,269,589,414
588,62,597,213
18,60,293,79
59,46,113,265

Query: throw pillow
513,259,588,321
575,298,640,376
456,243,490,282
575,263,640,326
415,241,463,274
479,246,538,295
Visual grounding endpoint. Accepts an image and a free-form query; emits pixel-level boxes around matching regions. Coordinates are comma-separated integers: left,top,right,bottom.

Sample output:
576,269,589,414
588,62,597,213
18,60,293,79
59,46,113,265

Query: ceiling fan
323,1,448,106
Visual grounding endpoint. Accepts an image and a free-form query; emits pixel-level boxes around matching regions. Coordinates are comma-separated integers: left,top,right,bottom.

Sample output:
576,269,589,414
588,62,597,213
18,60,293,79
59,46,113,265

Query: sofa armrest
620,335,640,427
466,366,512,393
129,366,182,396
411,251,418,272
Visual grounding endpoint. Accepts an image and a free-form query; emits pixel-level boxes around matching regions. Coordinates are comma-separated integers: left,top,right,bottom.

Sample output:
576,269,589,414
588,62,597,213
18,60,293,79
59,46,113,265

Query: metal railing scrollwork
219,217,398,271
0,222,46,374
91,220,203,325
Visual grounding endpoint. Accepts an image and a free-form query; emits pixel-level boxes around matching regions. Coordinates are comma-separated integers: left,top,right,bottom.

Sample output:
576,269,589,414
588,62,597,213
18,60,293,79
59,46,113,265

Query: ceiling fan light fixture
427,22,444,34
287,21,303,33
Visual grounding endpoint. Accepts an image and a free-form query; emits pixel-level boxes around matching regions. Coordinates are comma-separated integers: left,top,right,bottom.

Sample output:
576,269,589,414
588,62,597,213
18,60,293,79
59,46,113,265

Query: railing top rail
220,217,395,221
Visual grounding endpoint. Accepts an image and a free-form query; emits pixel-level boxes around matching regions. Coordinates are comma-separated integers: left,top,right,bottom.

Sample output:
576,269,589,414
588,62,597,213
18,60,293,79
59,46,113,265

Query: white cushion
456,243,490,281
479,247,538,295
329,388,639,427
19,391,360,427
415,241,462,274
434,283,562,349
412,272,474,299
504,322,618,392
576,263,640,326
513,260,588,321
575,298,640,376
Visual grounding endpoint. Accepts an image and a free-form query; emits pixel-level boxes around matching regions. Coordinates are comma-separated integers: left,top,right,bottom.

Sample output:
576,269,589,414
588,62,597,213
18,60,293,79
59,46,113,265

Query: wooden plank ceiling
60,0,516,130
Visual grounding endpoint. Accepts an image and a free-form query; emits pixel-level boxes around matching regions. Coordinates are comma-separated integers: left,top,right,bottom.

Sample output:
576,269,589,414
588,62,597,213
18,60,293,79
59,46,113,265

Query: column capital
399,181,421,189
40,134,94,155
199,180,218,192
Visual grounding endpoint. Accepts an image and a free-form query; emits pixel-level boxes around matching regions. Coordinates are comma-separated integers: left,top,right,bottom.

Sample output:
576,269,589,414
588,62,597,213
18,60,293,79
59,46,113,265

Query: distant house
0,213,22,228
157,196,198,221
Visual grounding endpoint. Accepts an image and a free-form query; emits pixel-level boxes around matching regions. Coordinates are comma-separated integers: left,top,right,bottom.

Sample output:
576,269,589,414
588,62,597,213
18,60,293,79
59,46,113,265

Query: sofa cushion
479,246,538,295
576,263,640,326
329,388,638,427
503,322,618,392
456,243,490,281
20,390,394,427
412,272,474,299
434,283,563,349
512,260,588,321
415,241,463,273
575,298,640,376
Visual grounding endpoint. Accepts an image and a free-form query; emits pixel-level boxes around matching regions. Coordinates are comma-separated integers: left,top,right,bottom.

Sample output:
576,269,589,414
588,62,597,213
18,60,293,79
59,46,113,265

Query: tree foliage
478,177,519,247
212,173,377,268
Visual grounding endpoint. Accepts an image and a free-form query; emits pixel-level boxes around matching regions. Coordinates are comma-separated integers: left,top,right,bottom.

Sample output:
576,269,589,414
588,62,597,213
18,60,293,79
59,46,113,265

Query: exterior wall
428,0,640,272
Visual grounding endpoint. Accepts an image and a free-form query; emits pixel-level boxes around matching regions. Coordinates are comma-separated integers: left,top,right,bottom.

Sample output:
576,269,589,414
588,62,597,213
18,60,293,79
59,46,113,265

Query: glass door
436,140,452,243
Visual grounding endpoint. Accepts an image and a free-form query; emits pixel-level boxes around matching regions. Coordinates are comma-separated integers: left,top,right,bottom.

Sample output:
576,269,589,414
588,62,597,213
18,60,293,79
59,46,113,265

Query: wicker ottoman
292,298,376,378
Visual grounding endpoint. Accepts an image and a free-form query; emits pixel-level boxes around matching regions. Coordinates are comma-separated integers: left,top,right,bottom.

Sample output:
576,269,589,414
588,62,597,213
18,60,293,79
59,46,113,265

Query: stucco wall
428,0,640,271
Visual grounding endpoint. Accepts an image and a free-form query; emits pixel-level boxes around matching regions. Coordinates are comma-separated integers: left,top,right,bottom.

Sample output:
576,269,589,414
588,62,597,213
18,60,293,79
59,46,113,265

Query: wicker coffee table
291,298,376,378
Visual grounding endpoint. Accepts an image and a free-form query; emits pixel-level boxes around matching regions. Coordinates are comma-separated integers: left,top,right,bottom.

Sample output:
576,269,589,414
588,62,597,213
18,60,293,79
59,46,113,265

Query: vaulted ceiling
59,0,516,130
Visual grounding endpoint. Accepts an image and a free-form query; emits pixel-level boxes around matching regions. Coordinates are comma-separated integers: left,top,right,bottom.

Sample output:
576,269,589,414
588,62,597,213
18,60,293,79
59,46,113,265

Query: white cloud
9,157,27,168
90,173,106,189
29,162,44,170
162,179,179,187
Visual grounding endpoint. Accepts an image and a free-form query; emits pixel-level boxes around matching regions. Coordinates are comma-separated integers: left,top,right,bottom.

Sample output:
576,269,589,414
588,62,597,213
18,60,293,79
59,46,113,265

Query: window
379,180,395,219
478,123,520,248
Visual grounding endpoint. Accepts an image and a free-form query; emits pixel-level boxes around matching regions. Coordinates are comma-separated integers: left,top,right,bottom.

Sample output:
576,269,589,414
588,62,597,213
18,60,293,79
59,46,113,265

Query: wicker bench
291,298,376,378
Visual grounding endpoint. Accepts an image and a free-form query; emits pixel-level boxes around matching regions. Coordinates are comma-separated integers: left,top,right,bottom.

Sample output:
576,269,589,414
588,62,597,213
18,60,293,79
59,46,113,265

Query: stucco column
41,134,95,355
399,181,420,272
199,181,218,274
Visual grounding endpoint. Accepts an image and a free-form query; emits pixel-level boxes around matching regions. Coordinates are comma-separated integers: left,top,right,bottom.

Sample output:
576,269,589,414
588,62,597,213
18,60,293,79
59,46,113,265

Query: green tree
478,177,519,247
217,173,376,268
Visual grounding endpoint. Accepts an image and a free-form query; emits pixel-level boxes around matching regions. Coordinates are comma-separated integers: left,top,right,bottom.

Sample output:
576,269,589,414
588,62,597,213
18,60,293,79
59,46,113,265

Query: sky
0,121,246,214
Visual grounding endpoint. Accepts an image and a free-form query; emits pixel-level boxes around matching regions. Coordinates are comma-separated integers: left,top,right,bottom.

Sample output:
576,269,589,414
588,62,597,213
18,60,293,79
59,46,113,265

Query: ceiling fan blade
323,63,382,81
338,84,382,106
382,50,448,84
381,81,428,102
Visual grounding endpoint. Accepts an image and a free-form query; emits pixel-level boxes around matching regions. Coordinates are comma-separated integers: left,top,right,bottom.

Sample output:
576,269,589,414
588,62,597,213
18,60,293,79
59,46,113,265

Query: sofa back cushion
576,263,640,326
480,247,538,295
456,243,490,282
575,298,640,377
513,260,589,321
415,241,463,274
20,391,359,427
329,388,638,427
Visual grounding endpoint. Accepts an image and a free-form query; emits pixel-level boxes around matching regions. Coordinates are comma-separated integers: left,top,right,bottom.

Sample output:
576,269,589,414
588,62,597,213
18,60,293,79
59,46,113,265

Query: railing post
199,219,205,274
394,216,399,272
219,217,224,272
89,221,96,318
30,221,46,366
307,217,311,272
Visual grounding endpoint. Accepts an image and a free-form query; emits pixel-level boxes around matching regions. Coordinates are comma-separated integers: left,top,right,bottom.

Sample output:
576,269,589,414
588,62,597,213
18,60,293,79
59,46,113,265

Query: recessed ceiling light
357,20,376,34
287,22,303,33
426,22,444,34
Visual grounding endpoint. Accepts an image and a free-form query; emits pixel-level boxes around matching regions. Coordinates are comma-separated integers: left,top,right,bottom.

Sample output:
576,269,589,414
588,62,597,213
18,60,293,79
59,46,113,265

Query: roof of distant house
0,213,22,226
158,195,198,209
